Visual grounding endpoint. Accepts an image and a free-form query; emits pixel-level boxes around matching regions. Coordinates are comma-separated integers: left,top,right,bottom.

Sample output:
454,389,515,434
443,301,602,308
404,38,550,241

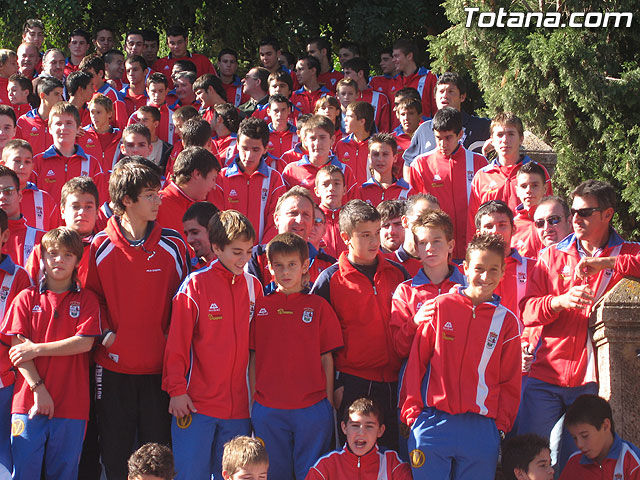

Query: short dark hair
8,74,34,99
105,49,126,66
172,146,221,186
124,54,147,71
123,123,151,144
392,39,417,59
173,105,199,124
0,209,7,232
307,37,331,60
166,25,188,39
571,179,617,211
344,397,383,426
259,37,280,52
218,48,238,61
517,161,547,184
238,117,270,148
406,193,440,215
0,105,16,127
37,76,64,96
69,28,90,44
298,55,321,78
193,74,227,102
267,232,308,264
213,103,240,132
109,162,161,215
396,96,422,115
465,232,506,263
343,57,369,77
146,72,168,89
61,176,99,208
538,195,570,218
316,164,345,188
173,60,197,74
432,107,462,134
23,19,44,34
369,132,397,155
394,87,421,103
412,209,454,242
565,394,615,434
339,41,360,57
268,94,291,109
0,165,20,190
182,118,213,148
182,201,219,227
66,71,93,97
474,199,515,229
339,199,380,236
127,443,176,480
501,434,550,480
138,105,161,123
268,71,293,92
377,200,405,223
253,67,270,94
79,53,105,75
141,29,159,44
436,72,467,97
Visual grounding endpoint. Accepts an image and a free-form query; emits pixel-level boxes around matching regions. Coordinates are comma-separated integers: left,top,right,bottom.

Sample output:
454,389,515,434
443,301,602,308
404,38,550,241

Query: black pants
95,366,171,480
336,372,399,452
78,365,101,480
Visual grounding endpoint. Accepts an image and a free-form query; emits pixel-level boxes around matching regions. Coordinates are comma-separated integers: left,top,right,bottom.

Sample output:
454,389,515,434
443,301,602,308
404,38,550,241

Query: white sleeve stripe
475,307,507,415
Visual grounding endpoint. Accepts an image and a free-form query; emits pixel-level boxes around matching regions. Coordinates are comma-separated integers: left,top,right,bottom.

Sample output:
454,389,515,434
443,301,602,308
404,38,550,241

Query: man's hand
9,335,39,366
551,285,595,311
30,386,54,419
575,257,615,280
168,394,197,419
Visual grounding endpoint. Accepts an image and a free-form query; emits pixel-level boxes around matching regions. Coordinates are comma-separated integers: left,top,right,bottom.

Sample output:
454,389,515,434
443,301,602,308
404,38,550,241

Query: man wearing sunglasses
518,180,640,472
533,196,573,249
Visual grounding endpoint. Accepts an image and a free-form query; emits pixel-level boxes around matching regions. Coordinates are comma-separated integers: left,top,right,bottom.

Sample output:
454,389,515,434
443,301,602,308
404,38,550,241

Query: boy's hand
103,332,116,348
414,299,436,326
30,387,54,419
522,344,534,372
169,394,197,419
9,335,39,366
75,129,86,138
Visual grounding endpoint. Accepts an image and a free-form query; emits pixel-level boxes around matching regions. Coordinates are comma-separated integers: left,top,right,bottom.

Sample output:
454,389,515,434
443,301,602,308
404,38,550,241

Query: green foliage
429,0,640,238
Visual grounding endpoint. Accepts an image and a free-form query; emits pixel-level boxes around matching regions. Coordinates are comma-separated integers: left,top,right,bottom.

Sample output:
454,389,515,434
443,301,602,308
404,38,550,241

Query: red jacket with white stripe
305,445,412,480
560,434,640,480
400,288,522,432
3,217,45,267
212,133,238,167
319,205,347,259
390,68,438,119
20,182,58,231
162,260,262,419
408,146,487,259
335,133,371,186
86,217,189,375
359,88,391,133
519,230,640,387
267,123,299,159
359,177,413,208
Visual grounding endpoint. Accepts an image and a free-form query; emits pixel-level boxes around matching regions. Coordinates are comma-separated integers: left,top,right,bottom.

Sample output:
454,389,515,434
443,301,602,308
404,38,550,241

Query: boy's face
50,113,79,146
69,35,89,58
369,142,394,176
89,103,112,128
121,132,152,157
218,54,238,77
342,219,381,264
8,81,29,105
259,45,279,71
0,115,16,147
463,248,505,300
194,87,216,108
125,60,144,85
380,216,404,252
0,56,19,77
435,83,465,111
93,29,115,55
337,86,357,109
303,127,333,162
143,40,160,64
268,251,309,292
42,87,64,108
477,212,514,252
514,448,554,480
212,236,254,275
0,175,21,218
491,124,523,160
167,35,188,57
434,129,462,157
237,135,266,172
2,147,33,187
379,53,395,75
136,111,159,135
341,412,385,457
175,77,195,101
414,225,454,268
567,420,612,463
397,106,420,133
43,244,79,282
267,102,291,126
125,34,144,56
62,192,97,236
124,186,162,222
295,60,314,86
392,49,411,72
183,219,213,260
338,49,356,67
315,104,338,123
189,169,218,201
268,79,290,97
147,82,167,106
516,172,546,210
315,171,344,209
274,195,314,240
23,27,45,49
222,462,269,480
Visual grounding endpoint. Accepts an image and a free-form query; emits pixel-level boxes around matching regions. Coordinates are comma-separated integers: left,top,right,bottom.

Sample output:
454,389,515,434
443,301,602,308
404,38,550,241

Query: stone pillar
522,131,557,177
590,277,640,446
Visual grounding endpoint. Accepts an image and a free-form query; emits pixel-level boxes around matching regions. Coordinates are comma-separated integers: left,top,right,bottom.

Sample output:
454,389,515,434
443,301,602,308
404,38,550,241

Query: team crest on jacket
486,331,498,350
517,271,527,283
467,170,474,182
410,449,425,468
36,206,43,219
0,286,8,302
261,188,268,202
302,307,314,323
69,301,81,318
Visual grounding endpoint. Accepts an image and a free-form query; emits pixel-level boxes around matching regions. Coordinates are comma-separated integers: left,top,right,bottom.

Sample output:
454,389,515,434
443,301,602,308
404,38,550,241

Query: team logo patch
261,188,268,202
615,474,623,480
486,331,498,350
443,321,453,331
558,264,571,279
0,286,8,302
257,308,268,316
36,206,43,219
11,418,24,436
518,272,527,283
277,308,293,315
467,170,474,182
302,307,314,323
69,301,81,318
32,305,42,313
410,449,425,468
209,303,220,312
177,414,192,429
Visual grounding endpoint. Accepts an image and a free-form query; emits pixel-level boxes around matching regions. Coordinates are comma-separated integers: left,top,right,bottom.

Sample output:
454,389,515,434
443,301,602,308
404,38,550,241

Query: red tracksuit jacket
512,204,543,260
306,445,412,480
359,177,413,207
560,434,640,480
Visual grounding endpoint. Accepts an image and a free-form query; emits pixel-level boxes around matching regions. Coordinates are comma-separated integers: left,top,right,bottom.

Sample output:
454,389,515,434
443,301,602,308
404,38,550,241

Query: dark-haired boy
401,233,521,479
133,105,173,171
561,394,640,479
390,39,437,118
104,49,127,92
93,27,115,56
121,55,149,116
250,232,343,480
291,56,330,115
392,97,422,172
193,74,227,125
0,106,18,158
311,200,410,450
512,162,547,259
86,162,189,478
210,103,239,166
182,201,218,268
343,57,391,133
408,107,487,261
306,38,342,94
129,73,176,145
141,29,160,68
66,70,95,127
306,398,412,480
163,210,261,480
128,443,176,480
79,53,128,130
265,95,298,160
314,164,347,258
502,434,554,480
7,74,34,119
369,47,397,102
152,26,216,82
336,101,375,185
217,49,249,108
378,199,405,253
64,28,91,76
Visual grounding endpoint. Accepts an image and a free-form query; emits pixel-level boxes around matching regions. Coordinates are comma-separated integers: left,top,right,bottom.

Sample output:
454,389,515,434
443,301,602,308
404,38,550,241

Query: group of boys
0,16,637,480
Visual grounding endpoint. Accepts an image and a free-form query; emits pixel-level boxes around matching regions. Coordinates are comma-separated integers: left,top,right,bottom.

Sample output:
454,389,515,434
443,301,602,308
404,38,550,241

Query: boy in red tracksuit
163,210,262,480
16,77,63,157
315,165,347,259
86,95,123,173
408,107,487,261
214,118,286,244
400,233,522,480
250,232,343,480
335,101,374,186
86,162,190,479
359,133,413,207
311,200,409,452
306,398,412,480
265,95,299,159
511,162,546,259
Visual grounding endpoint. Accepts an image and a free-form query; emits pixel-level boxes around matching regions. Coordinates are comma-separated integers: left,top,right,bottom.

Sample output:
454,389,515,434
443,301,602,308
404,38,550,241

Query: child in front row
127,443,176,480
222,436,269,480
400,233,522,480
2,227,101,479
502,434,554,480
250,232,343,480
305,398,412,480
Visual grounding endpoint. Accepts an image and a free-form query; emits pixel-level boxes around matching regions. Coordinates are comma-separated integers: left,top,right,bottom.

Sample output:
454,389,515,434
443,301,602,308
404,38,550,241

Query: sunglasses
534,215,562,228
570,207,602,218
